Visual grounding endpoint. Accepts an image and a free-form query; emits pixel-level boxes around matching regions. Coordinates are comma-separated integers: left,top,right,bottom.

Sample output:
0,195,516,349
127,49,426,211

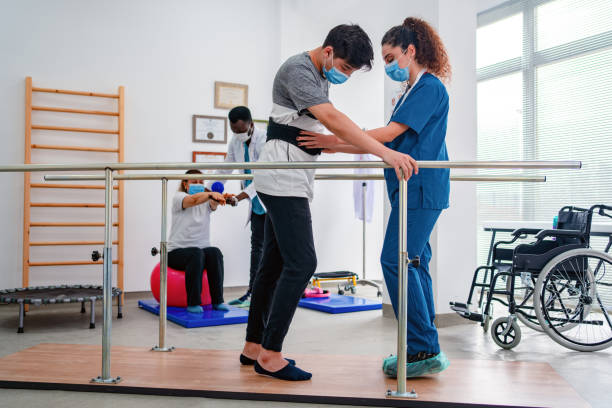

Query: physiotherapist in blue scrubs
298,17,452,378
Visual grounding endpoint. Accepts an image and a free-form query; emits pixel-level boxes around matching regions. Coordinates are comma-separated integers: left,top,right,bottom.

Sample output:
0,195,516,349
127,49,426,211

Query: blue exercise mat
138,299,248,328
298,294,382,314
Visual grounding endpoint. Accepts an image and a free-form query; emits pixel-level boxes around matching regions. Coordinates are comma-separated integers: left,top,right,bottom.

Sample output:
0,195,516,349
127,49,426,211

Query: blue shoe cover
186,305,203,314
213,303,230,312
382,351,449,378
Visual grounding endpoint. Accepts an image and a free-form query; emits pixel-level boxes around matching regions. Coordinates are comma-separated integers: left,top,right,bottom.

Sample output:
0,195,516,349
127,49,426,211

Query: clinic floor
0,286,609,408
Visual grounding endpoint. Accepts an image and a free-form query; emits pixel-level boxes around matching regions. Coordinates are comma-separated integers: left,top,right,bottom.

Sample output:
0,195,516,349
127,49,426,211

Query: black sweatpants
248,212,266,293
168,246,224,306
245,192,317,352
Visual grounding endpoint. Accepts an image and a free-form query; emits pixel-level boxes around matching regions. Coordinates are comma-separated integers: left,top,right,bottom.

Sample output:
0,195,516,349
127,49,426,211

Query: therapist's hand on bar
383,150,418,181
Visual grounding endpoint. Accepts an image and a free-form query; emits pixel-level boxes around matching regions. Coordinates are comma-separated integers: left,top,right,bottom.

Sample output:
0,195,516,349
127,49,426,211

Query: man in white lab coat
211,106,266,307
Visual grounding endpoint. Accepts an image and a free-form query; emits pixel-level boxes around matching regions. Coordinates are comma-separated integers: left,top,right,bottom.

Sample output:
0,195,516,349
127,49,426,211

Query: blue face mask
322,52,349,85
385,49,411,82
385,59,409,82
188,184,205,195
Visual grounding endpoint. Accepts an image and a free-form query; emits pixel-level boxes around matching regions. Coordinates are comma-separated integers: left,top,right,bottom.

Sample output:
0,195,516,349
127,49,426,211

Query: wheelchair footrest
449,302,484,323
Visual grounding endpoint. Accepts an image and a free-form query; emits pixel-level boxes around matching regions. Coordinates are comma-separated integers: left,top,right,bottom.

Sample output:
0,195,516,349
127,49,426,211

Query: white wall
433,0,478,313
0,0,281,290
0,0,479,305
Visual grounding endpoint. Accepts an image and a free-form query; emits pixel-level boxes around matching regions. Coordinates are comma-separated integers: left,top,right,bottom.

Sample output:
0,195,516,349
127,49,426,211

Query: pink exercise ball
150,263,212,307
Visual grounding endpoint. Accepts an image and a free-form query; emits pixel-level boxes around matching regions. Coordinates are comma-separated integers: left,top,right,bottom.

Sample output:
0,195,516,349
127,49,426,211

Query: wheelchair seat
512,206,593,274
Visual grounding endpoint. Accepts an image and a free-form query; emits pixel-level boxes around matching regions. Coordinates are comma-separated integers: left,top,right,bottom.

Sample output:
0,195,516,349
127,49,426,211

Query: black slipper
254,361,312,381
240,354,295,366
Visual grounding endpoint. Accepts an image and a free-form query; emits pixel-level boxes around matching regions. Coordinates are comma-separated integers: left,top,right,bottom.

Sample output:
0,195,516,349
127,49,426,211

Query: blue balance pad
298,294,382,314
138,299,248,328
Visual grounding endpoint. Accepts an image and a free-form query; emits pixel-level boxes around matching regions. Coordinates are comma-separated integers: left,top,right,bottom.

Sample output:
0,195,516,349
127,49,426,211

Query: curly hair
381,17,451,83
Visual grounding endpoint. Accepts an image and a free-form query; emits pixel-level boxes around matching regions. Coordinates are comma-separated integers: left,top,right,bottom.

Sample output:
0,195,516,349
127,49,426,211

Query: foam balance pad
298,294,382,314
138,299,248,328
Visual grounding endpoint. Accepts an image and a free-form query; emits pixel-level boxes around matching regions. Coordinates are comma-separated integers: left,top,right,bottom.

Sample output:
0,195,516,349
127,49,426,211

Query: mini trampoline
0,285,122,333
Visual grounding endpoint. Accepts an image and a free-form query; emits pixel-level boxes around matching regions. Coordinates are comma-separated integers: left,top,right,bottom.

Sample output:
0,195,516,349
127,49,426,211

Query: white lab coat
207,127,267,224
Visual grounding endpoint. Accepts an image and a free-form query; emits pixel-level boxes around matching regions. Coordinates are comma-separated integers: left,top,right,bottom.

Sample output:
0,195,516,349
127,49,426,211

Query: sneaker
228,292,250,306
237,299,250,309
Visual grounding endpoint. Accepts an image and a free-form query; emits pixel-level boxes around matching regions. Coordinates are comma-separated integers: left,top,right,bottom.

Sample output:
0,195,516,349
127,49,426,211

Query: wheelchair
450,204,612,351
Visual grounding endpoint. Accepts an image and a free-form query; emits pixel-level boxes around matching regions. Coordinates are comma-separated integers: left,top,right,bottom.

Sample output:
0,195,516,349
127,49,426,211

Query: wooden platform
0,344,589,408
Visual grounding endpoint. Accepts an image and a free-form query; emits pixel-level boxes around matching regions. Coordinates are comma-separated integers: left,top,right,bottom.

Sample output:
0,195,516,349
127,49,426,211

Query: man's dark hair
322,24,373,71
228,106,252,124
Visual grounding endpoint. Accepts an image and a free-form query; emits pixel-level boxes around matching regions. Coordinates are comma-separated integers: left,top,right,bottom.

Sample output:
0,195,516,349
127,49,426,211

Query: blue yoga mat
298,294,382,314
138,299,248,328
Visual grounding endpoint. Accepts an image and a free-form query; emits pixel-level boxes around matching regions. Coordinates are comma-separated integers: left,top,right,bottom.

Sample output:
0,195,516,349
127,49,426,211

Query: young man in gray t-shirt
243,24,418,381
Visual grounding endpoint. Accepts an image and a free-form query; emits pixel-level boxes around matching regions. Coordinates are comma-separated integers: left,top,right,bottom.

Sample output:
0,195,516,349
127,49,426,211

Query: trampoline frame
0,285,122,333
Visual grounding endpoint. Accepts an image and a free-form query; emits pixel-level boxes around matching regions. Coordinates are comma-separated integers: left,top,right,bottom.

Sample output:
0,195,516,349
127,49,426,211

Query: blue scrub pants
381,205,441,355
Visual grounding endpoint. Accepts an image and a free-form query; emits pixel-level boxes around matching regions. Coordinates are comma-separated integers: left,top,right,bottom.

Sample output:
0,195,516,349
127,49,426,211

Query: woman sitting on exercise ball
167,169,230,313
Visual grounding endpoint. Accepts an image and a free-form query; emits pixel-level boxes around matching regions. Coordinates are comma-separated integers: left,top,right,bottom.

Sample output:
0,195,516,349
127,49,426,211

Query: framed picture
214,81,248,109
193,115,227,144
253,118,268,133
192,151,227,174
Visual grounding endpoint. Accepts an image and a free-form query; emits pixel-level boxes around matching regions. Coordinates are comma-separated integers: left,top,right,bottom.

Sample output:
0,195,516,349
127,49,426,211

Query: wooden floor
0,344,588,408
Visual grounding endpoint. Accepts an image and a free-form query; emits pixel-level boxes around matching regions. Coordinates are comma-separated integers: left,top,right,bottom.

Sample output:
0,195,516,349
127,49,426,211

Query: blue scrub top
384,73,450,210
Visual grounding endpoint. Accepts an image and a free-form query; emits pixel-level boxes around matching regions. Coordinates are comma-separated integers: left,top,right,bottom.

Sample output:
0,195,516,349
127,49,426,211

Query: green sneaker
228,292,250,306
237,299,250,309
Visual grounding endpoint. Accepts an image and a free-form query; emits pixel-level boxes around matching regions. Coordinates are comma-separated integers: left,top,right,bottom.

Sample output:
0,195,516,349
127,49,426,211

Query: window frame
476,0,612,260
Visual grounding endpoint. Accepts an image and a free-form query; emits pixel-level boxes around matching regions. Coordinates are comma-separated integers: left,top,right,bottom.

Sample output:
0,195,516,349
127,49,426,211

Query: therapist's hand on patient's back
382,150,418,181
297,131,338,149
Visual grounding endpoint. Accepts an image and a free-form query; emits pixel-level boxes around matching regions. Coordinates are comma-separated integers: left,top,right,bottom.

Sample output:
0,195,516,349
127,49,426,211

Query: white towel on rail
353,153,375,222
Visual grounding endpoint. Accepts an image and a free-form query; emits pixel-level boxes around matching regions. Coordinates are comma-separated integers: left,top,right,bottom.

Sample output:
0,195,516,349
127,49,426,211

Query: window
476,0,612,265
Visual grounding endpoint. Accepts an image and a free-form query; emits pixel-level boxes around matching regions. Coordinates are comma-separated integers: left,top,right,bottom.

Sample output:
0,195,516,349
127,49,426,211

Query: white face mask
235,132,251,143
234,125,253,143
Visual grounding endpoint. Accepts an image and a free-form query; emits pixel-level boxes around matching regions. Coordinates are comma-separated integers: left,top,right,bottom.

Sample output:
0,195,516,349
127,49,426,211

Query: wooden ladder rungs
31,125,119,135
31,87,119,99
30,222,119,227
30,241,119,246
32,106,119,117
30,183,119,190
28,260,119,267
30,203,120,208
31,144,119,153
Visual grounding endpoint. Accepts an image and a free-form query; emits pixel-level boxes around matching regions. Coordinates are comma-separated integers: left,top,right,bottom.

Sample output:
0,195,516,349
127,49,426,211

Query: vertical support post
362,182,367,280
23,77,32,309
117,85,125,313
92,168,121,384
153,178,174,352
387,174,417,399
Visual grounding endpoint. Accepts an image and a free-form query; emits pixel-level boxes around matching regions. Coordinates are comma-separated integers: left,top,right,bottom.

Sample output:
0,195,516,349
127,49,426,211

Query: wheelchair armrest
534,229,583,240
511,228,542,237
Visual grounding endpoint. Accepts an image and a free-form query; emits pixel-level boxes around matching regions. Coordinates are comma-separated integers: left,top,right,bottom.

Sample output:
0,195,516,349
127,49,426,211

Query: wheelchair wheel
491,316,521,350
506,274,543,332
534,249,612,352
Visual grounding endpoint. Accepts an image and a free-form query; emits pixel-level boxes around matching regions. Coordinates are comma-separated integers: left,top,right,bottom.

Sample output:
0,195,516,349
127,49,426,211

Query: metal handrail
0,159,581,172
45,174,547,182
2,159,581,396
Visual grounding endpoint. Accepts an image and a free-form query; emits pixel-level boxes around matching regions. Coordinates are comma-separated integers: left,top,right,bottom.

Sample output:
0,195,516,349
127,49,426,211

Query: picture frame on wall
193,115,227,144
253,118,268,133
192,151,227,174
214,81,248,109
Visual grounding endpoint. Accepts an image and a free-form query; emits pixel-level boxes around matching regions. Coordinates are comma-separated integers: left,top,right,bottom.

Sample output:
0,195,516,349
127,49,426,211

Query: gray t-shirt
254,52,331,200
272,51,330,119
167,192,212,251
